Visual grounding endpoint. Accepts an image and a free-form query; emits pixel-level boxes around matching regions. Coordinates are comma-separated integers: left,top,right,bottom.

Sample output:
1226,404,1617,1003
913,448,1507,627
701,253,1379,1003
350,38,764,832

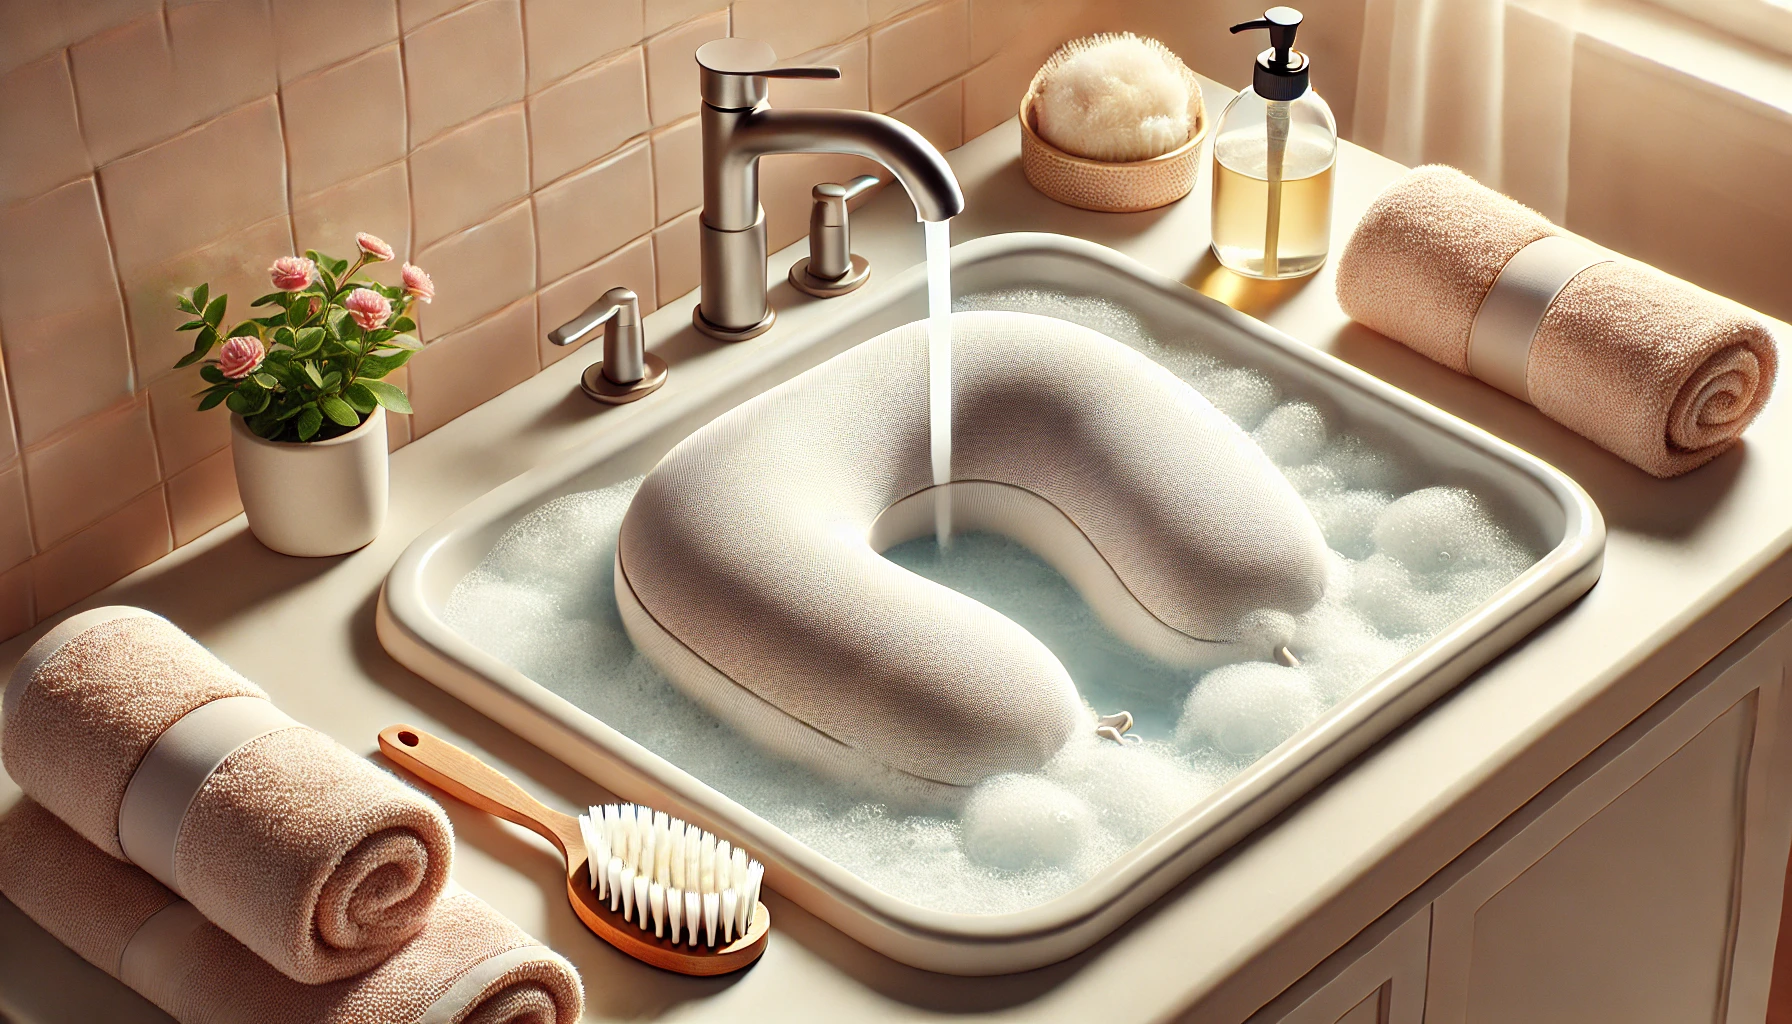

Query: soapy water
444,290,1538,915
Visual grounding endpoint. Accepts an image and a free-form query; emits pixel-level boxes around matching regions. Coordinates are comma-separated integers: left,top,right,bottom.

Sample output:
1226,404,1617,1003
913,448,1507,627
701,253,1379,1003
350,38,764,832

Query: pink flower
218,335,265,379
355,232,394,262
268,255,315,292
343,288,391,331
401,262,435,304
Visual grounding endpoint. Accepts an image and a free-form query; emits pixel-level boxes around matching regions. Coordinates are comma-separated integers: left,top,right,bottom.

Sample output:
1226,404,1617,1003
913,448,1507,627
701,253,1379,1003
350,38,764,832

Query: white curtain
1350,0,1580,220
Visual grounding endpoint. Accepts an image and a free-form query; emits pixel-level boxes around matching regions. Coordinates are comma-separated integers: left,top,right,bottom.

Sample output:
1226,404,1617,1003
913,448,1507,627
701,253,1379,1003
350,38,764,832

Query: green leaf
318,266,338,296
357,348,415,377
303,362,326,389
173,329,215,369
224,389,251,415
202,293,226,328
320,370,342,390
192,282,209,312
344,382,377,414
177,319,205,332
252,372,278,389
199,364,225,384
303,249,325,265
271,325,294,347
197,389,229,411
327,255,349,278
391,316,416,334
296,405,323,441
286,300,308,328
319,395,359,427
360,378,412,414
293,327,325,357
250,291,289,308
227,321,258,339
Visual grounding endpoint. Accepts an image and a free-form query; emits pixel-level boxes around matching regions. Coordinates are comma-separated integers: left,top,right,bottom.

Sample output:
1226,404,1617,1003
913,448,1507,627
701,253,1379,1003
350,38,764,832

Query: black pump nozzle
1230,7,1301,68
1230,6,1309,101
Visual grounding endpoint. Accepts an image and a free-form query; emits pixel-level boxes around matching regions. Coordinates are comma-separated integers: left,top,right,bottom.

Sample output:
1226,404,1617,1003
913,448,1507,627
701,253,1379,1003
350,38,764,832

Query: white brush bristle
1034,33,1195,162
579,802,764,947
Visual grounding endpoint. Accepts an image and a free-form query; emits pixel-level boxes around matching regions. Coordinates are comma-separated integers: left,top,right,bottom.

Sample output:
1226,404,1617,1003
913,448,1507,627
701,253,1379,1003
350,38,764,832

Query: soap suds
444,290,1538,916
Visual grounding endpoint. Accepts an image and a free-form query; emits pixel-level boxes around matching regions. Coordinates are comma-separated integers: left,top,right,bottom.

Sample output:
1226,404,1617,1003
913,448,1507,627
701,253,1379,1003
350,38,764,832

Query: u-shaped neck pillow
616,312,1329,805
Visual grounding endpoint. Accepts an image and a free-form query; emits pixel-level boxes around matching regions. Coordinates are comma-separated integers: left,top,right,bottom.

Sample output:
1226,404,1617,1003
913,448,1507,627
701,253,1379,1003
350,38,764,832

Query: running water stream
925,219,953,541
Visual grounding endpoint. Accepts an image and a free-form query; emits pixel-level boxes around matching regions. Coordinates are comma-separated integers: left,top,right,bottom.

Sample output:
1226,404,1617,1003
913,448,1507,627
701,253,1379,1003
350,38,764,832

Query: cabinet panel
1426,609,1792,1024
1463,697,1751,1022
1246,906,1429,1024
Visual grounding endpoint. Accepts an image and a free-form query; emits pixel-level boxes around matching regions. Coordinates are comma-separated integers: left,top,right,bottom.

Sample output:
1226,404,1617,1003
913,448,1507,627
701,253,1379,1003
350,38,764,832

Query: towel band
117,695,302,893
1467,235,1612,403
118,899,208,1008
416,943,570,1024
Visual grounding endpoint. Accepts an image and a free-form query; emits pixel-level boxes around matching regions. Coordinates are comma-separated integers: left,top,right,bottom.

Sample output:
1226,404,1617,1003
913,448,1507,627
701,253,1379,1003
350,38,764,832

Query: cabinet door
1246,906,1430,1024
1424,610,1792,1024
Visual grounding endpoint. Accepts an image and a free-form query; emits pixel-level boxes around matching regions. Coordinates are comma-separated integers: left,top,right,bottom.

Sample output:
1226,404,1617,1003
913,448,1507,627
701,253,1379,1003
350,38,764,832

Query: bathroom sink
377,232,1603,974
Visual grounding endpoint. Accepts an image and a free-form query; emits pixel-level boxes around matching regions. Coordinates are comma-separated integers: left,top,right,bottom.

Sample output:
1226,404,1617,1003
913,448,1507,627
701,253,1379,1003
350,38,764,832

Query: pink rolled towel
0,799,582,1024
1336,165,1779,478
1,606,453,983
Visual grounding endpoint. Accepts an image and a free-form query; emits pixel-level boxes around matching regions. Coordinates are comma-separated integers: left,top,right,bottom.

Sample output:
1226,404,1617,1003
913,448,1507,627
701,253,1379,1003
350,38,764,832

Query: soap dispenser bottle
1211,7,1337,280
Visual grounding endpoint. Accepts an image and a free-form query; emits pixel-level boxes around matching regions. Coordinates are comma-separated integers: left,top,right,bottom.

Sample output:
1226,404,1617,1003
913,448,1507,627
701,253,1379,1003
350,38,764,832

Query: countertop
3,85,1790,1024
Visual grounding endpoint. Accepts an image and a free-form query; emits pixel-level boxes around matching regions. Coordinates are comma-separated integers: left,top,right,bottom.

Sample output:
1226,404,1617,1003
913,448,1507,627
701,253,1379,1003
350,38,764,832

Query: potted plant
174,232,433,556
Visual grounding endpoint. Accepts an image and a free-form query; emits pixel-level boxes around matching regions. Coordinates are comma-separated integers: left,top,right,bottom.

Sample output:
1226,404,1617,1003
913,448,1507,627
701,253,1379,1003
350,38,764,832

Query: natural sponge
1033,33,1197,162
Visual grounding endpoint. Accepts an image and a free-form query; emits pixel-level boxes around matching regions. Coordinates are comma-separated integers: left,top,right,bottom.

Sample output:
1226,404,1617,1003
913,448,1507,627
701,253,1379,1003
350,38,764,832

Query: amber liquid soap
1210,125,1335,280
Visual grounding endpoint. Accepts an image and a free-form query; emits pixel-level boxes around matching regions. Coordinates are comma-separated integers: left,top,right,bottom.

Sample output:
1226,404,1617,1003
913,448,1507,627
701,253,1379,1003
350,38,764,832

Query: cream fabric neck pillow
617,312,1329,805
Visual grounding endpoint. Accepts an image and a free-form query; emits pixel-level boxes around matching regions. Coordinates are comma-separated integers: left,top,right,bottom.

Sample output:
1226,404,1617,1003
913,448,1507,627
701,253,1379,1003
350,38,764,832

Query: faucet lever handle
547,286,669,405
760,64,841,80
792,176,879,298
697,39,840,107
547,286,636,348
833,174,881,203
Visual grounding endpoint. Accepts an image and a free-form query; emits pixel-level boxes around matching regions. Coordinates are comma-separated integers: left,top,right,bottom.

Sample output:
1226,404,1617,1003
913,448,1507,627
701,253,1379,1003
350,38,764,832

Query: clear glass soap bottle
1210,7,1337,280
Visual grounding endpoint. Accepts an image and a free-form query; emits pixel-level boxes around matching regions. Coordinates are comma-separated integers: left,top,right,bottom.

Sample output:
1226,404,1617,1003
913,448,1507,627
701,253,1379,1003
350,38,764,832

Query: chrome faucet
692,38,966,342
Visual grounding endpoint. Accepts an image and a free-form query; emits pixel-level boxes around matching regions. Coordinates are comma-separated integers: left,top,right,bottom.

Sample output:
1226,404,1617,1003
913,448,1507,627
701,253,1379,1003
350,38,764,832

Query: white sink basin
377,233,1603,975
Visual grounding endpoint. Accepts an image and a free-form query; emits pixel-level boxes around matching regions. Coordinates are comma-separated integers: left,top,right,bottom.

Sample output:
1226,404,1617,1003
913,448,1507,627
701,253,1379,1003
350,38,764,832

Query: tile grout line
514,0,544,372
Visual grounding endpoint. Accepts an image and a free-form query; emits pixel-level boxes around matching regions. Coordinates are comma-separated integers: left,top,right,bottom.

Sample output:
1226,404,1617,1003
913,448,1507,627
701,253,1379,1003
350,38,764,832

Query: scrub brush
379,725,772,975
577,802,766,951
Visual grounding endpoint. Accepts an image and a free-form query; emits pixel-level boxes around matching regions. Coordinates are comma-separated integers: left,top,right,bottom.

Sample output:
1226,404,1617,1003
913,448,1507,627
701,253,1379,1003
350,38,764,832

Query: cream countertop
2,83,1789,1023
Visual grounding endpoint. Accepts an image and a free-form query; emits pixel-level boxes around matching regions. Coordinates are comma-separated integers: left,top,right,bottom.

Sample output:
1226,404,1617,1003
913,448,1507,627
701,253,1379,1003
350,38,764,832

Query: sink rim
378,232,1605,974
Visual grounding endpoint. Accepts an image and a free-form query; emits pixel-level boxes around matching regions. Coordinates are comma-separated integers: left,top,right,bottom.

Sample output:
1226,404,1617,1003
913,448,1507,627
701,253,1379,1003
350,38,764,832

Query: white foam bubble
1189,367,1281,429
1176,662,1324,760
1306,489,1394,560
961,774,1096,871
1252,401,1328,466
1373,486,1528,577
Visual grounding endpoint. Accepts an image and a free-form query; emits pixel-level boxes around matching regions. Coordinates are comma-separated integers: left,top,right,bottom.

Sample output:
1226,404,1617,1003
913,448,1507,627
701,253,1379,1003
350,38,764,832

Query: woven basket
1019,47,1207,214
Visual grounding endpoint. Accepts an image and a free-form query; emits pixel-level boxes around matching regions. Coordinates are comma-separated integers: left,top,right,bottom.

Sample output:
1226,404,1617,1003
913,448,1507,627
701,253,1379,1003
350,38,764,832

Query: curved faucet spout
693,39,968,341
705,107,965,231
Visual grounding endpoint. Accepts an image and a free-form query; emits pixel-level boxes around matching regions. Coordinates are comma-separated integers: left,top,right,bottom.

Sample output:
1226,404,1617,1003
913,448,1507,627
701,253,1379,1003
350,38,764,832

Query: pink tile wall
0,0,1098,636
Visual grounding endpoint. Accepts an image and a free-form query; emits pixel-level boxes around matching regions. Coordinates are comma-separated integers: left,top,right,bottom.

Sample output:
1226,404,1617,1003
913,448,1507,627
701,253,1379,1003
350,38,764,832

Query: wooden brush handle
379,724,583,860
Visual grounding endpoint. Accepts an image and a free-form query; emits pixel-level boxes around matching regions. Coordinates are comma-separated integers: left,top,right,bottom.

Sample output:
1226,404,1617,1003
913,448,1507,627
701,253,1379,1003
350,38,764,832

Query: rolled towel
0,606,453,984
1335,164,1779,478
0,799,582,1024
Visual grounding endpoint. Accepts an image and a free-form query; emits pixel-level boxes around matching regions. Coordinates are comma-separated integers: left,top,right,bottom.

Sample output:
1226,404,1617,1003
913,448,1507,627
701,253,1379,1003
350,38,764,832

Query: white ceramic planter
230,407,387,557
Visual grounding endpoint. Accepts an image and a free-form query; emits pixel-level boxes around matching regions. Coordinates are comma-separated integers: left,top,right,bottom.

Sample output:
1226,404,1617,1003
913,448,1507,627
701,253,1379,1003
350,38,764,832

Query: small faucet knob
790,175,878,298
546,286,668,404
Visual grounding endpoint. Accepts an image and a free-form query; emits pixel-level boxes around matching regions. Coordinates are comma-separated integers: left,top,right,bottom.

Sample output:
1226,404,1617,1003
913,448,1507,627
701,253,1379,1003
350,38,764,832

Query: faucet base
580,353,668,404
693,306,775,343
788,254,870,298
